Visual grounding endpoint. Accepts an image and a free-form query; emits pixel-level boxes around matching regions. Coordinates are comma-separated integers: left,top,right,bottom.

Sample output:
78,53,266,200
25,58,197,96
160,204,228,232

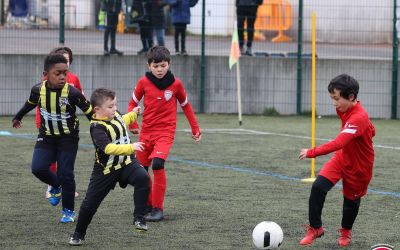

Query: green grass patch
0,114,399,249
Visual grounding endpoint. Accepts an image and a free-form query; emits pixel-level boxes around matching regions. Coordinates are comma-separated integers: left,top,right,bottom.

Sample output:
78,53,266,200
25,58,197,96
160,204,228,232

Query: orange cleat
300,225,325,245
338,228,352,246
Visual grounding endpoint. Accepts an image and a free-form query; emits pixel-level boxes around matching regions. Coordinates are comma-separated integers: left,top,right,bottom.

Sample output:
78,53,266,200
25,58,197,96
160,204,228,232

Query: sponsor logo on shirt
164,90,173,101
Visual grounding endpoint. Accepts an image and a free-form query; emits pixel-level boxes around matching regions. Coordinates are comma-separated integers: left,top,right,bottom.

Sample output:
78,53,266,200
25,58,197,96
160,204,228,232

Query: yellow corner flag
229,25,241,69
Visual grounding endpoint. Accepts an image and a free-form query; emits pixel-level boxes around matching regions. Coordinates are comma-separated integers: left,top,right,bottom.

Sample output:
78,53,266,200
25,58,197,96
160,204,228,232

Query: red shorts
319,153,371,200
135,133,174,166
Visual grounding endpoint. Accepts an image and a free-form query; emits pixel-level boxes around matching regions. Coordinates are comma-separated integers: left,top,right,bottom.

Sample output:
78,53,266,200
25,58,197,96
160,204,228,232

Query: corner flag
229,25,241,69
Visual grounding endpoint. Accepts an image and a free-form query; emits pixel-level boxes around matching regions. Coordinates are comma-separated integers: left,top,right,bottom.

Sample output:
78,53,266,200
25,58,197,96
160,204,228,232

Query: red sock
152,169,167,210
147,172,153,207
50,162,57,174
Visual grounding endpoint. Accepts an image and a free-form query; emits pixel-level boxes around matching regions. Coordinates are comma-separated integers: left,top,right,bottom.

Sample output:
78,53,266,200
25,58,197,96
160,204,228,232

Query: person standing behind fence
167,0,199,56
236,0,262,56
151,0,167,46
133,0,154,55
102,0,124,56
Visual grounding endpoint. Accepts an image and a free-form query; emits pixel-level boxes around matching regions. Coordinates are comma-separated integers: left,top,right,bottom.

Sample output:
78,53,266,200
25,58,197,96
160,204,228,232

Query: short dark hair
328,74,359,100
147,46,170,64
90,88,116,108
50,46,73,64
44,54,68,71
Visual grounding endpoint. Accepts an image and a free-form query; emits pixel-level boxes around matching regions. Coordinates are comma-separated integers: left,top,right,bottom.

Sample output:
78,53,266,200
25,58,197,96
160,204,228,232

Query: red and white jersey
307,101,375,180
128,75,199,135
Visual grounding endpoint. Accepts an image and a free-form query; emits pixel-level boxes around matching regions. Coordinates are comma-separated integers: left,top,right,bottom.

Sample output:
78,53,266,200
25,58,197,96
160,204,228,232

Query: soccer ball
252,221,283,249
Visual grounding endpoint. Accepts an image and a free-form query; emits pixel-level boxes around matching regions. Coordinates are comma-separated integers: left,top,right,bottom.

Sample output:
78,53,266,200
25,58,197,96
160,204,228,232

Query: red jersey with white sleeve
307,102,375,182
35,71,83,128
128,73,200,136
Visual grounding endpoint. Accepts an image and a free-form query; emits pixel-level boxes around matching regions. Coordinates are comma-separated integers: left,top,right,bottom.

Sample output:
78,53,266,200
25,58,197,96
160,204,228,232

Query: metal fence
0,0,399,118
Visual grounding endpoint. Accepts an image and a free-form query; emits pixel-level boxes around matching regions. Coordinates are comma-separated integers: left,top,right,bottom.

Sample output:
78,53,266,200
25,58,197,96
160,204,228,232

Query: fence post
392,0,398,119
199,0,206,113
0,0,4,25
296,0,303,115
59,0,65,44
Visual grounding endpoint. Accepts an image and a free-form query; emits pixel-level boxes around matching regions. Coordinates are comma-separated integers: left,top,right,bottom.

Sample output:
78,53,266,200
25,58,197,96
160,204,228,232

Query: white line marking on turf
177,128,400,150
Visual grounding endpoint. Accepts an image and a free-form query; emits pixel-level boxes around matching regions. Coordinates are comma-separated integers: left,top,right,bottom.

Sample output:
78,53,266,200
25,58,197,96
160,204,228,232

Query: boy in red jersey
298,74,375,247
127,46,201,221
39,47,83,199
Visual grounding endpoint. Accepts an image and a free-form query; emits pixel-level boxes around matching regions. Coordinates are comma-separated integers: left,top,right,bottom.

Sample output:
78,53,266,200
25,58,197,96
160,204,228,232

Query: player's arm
70,87,93,120
12,84,40,128
122,107,140,125
300,116,366,159
127,82,144,133
91,123,144,155
176,82,201,141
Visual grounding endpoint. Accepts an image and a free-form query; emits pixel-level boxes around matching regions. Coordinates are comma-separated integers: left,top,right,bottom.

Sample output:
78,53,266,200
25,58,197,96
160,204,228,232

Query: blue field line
1,130,400,198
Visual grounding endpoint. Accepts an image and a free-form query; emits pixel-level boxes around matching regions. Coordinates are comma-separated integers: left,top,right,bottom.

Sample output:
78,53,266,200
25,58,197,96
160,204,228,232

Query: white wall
47,0,94,28
189,0,394,44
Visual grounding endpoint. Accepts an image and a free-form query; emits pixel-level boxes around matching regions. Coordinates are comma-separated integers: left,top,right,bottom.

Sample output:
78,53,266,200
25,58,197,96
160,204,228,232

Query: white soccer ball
252,221,283,249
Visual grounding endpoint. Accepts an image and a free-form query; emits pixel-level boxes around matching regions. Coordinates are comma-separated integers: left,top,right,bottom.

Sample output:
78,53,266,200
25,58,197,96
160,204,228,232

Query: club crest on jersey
164,90,173,101
59,97,69,107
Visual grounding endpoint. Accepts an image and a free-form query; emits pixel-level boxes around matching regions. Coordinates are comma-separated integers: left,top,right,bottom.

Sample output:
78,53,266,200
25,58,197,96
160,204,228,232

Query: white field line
177,128,400,150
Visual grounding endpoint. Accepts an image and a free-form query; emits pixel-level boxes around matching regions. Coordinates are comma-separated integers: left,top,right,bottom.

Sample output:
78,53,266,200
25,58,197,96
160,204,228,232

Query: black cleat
144,208,164,222
69,232,84,246
104,50,110,56
134,217,148,232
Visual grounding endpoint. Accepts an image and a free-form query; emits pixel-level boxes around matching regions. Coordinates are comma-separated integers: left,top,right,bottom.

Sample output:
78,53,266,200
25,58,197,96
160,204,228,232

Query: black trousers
139,22,153,50
236,5,259,49
104,13,118,51
74,159,149,237
309,175,361,229
174,23,187,52
31,135,79,211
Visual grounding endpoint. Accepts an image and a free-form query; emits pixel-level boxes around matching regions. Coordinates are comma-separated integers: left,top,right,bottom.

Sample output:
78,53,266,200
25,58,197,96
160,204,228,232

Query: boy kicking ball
298,74,375,247
69,88,149,246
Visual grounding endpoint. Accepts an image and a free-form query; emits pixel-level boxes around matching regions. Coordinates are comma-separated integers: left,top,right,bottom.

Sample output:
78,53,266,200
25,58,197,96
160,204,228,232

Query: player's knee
344,197,361,209
312,175,334,193
152,158,165,170
132,167,150,187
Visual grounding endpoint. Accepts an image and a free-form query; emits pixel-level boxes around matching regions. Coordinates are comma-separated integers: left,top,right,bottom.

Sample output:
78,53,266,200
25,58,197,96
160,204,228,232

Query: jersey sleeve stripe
341,128,357,134
132,93,139,103
180,97,188,107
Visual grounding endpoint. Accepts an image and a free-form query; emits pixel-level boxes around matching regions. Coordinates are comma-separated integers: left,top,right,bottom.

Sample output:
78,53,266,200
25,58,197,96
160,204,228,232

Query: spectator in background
151,0,167,46
236,0,262,56
102,0,124,56
167,0,199,56
132,0,154,54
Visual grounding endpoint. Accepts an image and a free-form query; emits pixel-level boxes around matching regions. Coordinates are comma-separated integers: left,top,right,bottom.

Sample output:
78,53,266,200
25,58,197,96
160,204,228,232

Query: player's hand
298,148,308,160
192,132,202,142
132,106,141,115
130,128,140,135
132,142,144,152
12,119,22,129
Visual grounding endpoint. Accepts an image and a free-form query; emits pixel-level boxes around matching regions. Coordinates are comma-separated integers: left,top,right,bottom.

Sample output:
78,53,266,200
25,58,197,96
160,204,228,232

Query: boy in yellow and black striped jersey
69,88,150,246
12,54,93,223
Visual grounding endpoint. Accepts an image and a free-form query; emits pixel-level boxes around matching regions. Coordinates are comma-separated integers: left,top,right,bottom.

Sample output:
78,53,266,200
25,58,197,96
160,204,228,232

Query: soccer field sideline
1,129,400,199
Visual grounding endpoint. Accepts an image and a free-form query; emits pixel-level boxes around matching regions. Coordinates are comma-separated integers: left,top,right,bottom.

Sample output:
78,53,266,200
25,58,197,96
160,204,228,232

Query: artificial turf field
0,114,399,250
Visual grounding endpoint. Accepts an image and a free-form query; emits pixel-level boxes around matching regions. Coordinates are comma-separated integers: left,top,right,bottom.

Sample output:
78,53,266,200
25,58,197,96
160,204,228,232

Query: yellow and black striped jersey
14,81,93,136
90,111,138,175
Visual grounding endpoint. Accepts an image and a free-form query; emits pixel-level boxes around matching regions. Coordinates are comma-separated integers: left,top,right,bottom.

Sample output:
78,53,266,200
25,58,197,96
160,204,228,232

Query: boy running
298,74,375,247
69,88,149,246
127,46,201,222
12,54,93,223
